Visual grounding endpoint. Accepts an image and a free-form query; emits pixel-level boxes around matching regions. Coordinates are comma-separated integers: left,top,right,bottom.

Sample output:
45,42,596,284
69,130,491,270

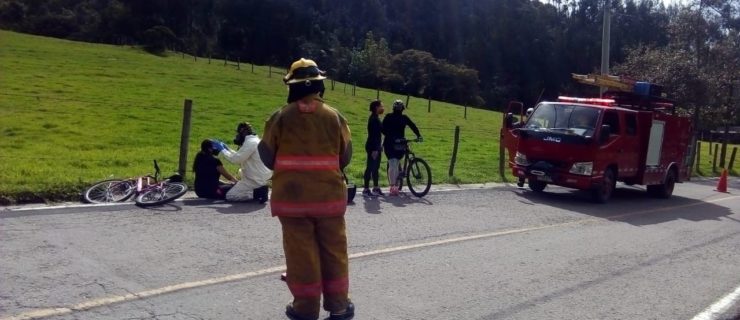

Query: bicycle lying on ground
83,160,188,207
391,137,432,197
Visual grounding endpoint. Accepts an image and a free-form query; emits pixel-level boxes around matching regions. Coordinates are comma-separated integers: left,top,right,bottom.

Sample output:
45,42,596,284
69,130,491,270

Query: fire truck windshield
525,103,601,137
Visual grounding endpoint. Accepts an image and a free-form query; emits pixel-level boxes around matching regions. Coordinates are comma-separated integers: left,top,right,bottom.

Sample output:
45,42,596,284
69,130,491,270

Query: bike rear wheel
406,158,432,197
83,179,135,203
135,182,188,206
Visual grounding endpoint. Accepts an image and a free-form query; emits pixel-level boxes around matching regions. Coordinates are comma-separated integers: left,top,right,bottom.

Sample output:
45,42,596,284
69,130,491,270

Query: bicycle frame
395,139,416,186
135,160,161,193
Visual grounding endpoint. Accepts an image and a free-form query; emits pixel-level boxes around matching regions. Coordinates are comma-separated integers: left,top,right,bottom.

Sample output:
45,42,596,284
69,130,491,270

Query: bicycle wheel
135,182,188,207
406,158,432,197
83,179,135,203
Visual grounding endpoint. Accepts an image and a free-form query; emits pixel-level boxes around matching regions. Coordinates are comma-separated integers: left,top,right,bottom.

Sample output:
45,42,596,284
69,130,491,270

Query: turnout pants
279,216,350,319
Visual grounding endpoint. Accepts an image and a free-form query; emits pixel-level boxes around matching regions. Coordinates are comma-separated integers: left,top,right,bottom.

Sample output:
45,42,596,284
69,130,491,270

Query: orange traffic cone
716,168,729,193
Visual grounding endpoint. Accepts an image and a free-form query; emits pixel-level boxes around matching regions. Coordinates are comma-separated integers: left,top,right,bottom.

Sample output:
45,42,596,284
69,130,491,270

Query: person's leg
279,217,322,320
370,153,381,188
362,151,372,195
387,158,400,195
370,153,382,195
225,179,258,201
216,183,232,199
363,151,373,190
315,216,352,316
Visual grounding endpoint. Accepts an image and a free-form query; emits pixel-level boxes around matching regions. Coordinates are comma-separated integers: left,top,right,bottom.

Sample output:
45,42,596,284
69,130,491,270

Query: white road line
1,195,738,320
691,284,740,320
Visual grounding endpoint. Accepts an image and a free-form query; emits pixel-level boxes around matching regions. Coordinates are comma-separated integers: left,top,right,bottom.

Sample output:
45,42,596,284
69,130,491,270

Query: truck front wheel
592,168,616,203
528,180,547,192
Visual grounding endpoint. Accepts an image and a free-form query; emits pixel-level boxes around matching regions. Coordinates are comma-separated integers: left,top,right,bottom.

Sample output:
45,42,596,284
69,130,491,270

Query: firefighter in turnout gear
258,58,355,320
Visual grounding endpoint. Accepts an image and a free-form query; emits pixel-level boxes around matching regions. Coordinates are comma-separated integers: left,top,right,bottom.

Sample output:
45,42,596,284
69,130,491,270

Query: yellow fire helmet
283,58,327,84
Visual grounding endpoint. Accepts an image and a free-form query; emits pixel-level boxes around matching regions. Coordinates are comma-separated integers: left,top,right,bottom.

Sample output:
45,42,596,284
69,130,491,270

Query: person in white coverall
212,122,273,201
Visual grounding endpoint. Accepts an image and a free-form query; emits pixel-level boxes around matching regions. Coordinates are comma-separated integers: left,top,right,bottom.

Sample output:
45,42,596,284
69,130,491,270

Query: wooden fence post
251,63,254,73
353,83,356,96
224,55,227,66
237,57,240,70
178,99,193,178
376,88,380,100
464,103,468,119
696,141,701,173
729,147,738,172
405,95,410,109
427,98,431,113
449,126,460,177
499,133,507,182
331,79,335,90
713,144,719,173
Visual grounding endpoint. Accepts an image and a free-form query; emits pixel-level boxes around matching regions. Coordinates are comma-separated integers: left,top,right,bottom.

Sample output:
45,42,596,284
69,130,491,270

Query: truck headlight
569,162,593,176
514,152,531,166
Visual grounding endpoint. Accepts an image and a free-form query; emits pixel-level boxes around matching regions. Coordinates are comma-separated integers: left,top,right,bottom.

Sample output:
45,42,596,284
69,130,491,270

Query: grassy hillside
0,30,506,204
3,31,731,204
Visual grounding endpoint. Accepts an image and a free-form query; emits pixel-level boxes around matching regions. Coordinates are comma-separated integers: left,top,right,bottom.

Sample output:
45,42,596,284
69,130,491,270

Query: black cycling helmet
392,99,405,111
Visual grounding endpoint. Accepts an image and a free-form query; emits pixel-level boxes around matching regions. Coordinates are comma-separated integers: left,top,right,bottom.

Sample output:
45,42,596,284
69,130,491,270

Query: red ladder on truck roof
570,73,674,112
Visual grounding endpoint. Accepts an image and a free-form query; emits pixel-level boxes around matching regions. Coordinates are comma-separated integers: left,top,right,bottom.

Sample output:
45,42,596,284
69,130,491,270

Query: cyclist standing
382,99,422,196
362,100,384,197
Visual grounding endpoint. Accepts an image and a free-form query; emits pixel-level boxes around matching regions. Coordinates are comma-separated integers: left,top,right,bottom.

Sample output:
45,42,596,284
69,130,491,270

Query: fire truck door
620,113,640,178
501,101,524,164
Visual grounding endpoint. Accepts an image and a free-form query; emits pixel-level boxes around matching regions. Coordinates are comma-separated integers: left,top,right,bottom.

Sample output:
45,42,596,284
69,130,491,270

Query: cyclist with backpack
382,99,422,196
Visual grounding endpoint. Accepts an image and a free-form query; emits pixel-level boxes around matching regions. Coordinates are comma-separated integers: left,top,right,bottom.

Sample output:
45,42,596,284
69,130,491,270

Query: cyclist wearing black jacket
363,100,385,196
382,99,422,196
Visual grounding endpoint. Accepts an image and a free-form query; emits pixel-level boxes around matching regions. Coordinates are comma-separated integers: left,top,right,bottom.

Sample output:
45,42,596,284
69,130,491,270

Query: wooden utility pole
600,0,611,96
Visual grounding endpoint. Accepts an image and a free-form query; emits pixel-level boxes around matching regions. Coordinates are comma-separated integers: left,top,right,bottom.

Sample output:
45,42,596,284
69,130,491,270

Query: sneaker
328,302,355,320
371,187,384,196
361,189,372,197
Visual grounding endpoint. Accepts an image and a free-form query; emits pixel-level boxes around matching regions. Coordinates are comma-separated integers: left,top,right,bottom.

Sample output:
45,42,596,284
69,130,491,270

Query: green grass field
1,31,735,204
694,141,739,177
0,30,506,204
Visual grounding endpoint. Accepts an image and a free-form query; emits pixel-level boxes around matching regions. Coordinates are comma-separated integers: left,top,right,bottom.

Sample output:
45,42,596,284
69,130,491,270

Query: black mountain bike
392,138,432,197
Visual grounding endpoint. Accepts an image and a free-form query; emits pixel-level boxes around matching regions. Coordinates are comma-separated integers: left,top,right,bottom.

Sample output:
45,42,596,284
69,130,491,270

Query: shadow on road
512,183,737,226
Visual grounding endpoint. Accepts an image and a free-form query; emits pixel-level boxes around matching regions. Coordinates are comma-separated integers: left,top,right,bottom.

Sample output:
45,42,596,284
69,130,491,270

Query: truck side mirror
599,124,611,143
505,113,514,128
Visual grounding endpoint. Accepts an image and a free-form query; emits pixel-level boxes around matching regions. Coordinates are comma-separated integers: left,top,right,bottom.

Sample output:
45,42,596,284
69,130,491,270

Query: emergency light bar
557,96,615,106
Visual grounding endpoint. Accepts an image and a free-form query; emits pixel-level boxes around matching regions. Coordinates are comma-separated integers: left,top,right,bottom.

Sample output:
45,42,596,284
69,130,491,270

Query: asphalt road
1,178,739,320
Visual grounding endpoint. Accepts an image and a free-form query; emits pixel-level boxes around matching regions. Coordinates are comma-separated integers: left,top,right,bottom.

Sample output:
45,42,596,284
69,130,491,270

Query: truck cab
502,92,693,203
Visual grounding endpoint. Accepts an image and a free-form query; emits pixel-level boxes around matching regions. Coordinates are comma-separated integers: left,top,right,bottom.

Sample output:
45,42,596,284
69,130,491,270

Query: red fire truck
501,74,695,203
